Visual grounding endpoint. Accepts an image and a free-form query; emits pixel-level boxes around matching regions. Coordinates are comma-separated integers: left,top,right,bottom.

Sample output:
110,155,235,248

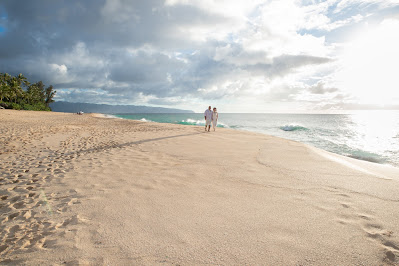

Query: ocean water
113,112,399,167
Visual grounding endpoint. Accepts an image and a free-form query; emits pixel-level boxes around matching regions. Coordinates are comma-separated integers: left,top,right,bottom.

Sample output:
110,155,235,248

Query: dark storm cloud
0,1,233,95
0,0,225,54
0,0,332,106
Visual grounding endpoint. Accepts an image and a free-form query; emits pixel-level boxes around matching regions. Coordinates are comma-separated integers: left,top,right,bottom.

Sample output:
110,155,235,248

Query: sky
0,0,398,113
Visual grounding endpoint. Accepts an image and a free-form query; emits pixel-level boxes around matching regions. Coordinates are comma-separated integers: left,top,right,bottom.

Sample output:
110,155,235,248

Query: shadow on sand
63,131,205,157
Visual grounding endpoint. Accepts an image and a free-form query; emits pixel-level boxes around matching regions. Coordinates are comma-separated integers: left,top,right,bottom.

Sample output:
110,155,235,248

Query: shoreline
1,109,399,265
103,112,399,169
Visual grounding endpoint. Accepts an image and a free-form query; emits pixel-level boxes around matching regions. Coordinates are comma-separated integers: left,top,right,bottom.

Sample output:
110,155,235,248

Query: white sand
1,109,399,265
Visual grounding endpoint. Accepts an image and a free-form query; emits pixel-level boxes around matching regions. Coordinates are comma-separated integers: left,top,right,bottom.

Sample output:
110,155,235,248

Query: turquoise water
113,112,399,167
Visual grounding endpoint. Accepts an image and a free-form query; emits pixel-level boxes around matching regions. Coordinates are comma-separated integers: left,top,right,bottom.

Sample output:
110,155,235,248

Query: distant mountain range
50,101,194,114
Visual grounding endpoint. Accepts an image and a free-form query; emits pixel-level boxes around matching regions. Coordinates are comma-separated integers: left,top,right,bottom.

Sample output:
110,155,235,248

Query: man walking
204,106,213,132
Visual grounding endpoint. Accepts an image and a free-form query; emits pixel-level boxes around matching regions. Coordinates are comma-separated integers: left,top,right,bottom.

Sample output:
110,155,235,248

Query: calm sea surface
112,112,399,167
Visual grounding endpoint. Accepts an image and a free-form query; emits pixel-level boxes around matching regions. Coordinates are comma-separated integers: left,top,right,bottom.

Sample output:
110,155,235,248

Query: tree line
0,73,56,111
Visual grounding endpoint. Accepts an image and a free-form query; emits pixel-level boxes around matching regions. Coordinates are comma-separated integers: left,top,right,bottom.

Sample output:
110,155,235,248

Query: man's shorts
205,119,212,126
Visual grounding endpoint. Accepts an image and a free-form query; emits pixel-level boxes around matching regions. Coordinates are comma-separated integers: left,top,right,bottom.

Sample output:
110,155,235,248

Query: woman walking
212,107,218,131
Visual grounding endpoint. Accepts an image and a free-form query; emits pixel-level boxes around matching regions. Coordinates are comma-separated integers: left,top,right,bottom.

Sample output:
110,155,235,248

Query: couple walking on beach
204,106,218,132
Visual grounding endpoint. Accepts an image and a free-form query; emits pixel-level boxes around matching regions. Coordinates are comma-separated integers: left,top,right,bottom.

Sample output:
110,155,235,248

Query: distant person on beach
212,107,218,131
204,106,213,132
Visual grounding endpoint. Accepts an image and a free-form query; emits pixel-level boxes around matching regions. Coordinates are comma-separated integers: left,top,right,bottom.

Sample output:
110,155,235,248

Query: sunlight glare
337,19,399,106
348,111,399,154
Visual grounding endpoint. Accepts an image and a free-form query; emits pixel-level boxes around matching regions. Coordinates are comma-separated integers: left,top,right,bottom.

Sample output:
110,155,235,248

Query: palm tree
27,82,45,104
8,74,29,103
17,73,29,87
45,85,56,108
9,77,21,103
0,73,56,110
0,73,11,102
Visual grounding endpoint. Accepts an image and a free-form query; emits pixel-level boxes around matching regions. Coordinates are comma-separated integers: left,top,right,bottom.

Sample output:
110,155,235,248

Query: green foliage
11,103,22,110
0,73,56,111
0,101,51,111
45,85,56,107
21,103,51,111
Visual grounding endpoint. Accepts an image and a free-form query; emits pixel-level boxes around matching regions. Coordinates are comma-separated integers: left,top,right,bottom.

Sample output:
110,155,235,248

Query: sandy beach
1,109,399,265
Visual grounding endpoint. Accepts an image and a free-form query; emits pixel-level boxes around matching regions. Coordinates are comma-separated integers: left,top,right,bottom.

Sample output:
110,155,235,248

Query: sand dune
1,109,399,265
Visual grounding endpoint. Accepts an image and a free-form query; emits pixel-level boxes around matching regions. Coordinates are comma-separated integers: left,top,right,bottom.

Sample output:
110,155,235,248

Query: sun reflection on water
345,111,399,162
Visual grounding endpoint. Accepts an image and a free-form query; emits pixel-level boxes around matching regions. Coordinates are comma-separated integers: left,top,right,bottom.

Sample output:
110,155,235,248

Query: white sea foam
219,122,229,128
180,119,229,128
183,119,204,125
99,114,123,119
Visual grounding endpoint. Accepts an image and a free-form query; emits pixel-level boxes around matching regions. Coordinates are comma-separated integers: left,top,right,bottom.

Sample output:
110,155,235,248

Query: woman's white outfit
212,111,218,130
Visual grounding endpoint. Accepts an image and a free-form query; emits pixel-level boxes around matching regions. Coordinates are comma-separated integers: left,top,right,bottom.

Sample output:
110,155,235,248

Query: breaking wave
178,119,228,128
279,125,309,131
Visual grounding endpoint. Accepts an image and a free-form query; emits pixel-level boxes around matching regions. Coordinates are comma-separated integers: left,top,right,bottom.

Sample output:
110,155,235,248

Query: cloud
308,82,338,94
316,102,399,111
335,0,399,13
0,0,398,112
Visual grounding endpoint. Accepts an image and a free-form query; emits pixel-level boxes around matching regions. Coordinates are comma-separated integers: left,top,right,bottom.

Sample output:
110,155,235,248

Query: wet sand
1,109,399,265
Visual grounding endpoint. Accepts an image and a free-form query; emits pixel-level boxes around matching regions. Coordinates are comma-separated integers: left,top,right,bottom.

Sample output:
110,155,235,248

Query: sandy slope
1,109,399,265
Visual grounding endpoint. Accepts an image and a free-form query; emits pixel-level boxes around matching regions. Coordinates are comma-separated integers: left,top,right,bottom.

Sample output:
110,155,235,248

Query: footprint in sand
7,212,20,220
10,196,21,203
384,250,396,263
0,245,9,253
358,218,399,263
13,201,25,209
313,189,399,263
